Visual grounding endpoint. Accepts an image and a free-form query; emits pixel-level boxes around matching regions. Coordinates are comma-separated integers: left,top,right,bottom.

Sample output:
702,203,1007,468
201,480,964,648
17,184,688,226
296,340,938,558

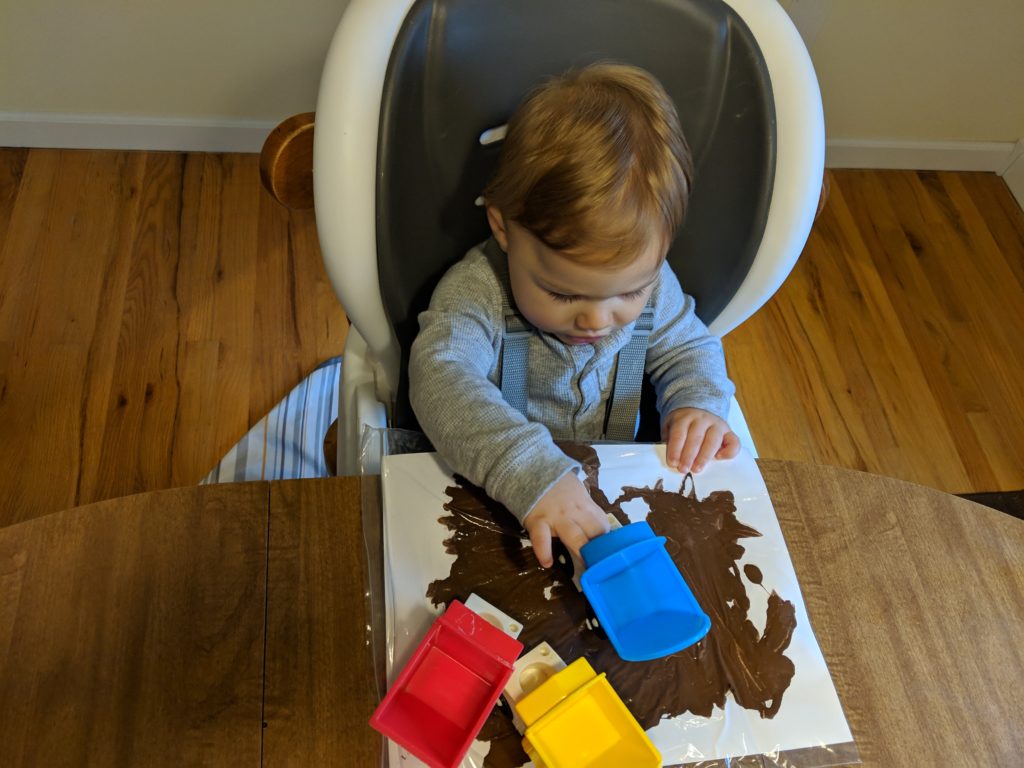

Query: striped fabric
200,356,342,484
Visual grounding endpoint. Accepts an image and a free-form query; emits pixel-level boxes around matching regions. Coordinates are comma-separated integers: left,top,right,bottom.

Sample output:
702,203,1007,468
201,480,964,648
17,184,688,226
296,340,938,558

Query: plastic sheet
361,428,861,768
359,427,434,698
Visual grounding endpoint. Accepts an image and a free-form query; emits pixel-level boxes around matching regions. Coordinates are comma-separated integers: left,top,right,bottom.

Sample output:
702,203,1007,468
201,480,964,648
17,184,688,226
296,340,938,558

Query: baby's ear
485,204,510,251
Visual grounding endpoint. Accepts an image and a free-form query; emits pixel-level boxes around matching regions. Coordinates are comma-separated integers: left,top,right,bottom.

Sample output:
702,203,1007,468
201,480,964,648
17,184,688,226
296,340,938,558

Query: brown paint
425,443,797,767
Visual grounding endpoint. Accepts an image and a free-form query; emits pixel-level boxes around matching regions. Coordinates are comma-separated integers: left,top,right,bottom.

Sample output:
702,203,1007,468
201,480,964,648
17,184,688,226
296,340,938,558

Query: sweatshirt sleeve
408,254,579,523
645,262,736,421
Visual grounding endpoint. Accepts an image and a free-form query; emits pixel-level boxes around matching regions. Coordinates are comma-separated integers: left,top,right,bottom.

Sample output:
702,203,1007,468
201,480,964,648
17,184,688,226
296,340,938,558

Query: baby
409,63,738,567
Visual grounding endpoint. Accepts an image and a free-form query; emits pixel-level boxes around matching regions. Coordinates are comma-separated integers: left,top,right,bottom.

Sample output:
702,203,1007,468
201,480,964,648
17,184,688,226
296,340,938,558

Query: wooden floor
1,149,1022,527
725,169,1024,496
0,149,348,527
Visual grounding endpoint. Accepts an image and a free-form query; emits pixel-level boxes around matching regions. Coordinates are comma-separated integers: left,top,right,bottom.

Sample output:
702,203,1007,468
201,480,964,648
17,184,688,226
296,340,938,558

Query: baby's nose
576,305,612,331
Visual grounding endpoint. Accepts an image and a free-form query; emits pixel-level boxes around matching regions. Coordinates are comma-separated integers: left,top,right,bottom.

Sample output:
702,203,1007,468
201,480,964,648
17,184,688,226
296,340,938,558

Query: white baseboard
1002,151,1024,211
4,113,1024,206
826,138,1019,173
0,112,279,153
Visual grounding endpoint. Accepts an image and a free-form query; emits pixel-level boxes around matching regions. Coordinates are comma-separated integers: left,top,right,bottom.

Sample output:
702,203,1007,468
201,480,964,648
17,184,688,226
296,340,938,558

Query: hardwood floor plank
957,174,1024,290
173,154,259,484
842,170,995,489
82,152,184,504
876,171,1023,489
0,150,63,351
813,178,960,488
0,148,28,245
725,301,826,464
1,150,146,522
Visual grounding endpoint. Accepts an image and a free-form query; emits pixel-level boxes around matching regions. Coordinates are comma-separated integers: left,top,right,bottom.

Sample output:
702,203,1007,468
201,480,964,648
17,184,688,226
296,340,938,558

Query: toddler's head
484,63,693,345
485,62,693,266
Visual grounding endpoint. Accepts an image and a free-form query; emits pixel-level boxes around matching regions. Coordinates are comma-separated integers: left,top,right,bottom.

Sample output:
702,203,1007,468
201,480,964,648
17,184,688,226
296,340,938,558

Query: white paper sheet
379,445,853,767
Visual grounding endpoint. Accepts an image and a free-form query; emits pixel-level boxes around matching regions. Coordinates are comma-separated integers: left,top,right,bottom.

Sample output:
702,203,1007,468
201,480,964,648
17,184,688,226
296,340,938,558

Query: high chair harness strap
500,304,654,441
500,311,533,419
605,304,654,441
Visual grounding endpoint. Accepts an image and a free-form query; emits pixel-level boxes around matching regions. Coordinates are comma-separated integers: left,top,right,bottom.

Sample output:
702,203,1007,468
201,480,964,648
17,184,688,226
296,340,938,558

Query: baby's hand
523,472,610,568
662,407,740,474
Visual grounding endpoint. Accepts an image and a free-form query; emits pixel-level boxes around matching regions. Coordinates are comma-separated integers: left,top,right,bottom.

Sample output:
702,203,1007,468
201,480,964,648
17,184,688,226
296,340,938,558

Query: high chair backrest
314,0,824,432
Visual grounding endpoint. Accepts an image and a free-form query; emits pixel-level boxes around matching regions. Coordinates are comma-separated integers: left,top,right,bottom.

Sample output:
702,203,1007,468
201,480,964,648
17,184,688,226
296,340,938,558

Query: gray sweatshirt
408,238,734,523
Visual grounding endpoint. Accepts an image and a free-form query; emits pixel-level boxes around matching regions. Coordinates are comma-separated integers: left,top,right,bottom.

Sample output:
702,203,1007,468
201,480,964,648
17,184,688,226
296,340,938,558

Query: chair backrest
377,0,774,428
314,0,823,433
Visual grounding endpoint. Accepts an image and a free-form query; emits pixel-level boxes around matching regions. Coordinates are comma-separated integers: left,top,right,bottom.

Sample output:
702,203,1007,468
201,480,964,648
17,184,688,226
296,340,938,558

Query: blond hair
484,63,693,265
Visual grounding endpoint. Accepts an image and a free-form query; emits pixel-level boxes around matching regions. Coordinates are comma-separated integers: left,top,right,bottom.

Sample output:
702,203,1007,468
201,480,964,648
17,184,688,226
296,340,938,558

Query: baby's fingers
716,431,741,459
580,507,611,540
664,420,690,471
691,427,724,474
554,521,591,560
676,427,706,475
529,522,554,568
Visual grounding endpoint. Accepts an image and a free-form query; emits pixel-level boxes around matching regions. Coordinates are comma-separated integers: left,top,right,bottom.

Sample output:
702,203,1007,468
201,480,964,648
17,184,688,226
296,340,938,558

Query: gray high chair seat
314,0,824,475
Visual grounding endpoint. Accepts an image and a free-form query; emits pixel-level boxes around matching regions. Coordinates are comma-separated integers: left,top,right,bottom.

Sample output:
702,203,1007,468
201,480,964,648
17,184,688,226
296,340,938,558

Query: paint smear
426,443,797,767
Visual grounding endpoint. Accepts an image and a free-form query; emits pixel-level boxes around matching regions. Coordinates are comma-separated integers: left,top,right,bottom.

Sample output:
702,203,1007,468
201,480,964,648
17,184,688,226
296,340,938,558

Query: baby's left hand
662,407,740,474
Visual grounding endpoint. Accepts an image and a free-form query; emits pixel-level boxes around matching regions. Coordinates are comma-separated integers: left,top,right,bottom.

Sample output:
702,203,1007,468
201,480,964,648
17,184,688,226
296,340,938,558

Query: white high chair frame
314,0,825,476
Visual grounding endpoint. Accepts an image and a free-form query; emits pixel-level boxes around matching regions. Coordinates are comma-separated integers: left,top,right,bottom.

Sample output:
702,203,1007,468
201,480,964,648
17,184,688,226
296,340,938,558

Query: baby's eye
547,291,581,303
621,288,648,300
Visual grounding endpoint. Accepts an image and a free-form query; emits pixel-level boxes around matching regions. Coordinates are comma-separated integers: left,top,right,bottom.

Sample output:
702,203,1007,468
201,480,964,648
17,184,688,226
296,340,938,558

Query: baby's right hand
523,472,610,568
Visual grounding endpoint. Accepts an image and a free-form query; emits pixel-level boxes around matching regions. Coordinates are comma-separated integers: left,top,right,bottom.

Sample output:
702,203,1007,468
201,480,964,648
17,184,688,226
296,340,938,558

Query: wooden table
1,462,1021,766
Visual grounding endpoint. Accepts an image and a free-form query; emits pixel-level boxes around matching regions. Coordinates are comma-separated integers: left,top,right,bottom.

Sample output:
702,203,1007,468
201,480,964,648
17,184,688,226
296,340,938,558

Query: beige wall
782,0,1024,142
0,0,347,122
1,0,1021,144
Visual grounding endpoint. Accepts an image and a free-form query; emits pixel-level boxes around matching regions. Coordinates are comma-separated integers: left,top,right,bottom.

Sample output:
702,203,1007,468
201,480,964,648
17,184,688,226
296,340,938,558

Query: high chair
269,0,824,475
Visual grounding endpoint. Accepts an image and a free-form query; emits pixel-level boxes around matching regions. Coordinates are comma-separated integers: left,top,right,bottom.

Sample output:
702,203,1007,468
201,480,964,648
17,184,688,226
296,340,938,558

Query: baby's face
502,223,663,346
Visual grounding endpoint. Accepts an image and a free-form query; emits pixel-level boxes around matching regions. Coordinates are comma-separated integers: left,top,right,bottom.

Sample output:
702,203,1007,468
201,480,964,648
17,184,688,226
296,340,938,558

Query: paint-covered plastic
581,521,711,661
369,599,523,768
515,657,661,767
